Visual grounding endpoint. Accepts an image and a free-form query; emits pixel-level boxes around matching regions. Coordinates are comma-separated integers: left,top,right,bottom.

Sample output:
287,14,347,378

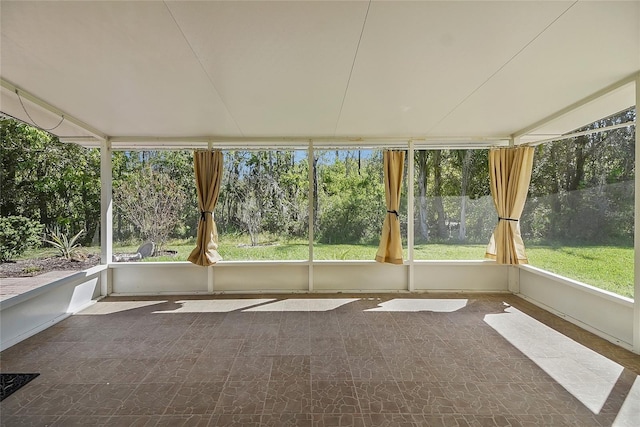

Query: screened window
215,150,309,261
523,108,635,298
112,150,195,262
413,149,493,260
0,118,101,298
313,149,407,260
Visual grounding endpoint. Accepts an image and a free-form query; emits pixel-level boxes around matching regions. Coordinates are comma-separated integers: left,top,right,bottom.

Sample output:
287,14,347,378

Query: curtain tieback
387,210,399,219
498,217,518,222
200,211,213,221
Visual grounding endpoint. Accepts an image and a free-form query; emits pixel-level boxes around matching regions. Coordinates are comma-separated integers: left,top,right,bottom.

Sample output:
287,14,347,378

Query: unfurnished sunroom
0,0,639,369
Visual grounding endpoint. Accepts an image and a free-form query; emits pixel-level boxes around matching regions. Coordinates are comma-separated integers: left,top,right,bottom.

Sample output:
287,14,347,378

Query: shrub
44,227,85,259
0,216,44,261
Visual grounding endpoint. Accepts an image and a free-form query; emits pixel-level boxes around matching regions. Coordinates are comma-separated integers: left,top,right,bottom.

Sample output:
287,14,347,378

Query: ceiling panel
0,1,637,143
1,1,240,137
166,0,368,137
335,0,575,136
429,1,640,138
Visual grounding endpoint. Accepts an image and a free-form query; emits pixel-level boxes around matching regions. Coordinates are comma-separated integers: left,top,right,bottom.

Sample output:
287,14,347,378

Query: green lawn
526,245,633,298
16,239,634,298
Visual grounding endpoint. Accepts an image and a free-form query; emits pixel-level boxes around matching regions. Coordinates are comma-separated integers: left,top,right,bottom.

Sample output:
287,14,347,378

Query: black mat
0,373,40,401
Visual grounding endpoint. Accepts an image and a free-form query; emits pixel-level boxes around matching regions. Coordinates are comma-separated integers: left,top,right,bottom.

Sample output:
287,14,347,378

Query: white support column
634,74,640,354
308,141,315,292
509,136,521,294
207,139,215,293
407,140,415,291
100,138,113,296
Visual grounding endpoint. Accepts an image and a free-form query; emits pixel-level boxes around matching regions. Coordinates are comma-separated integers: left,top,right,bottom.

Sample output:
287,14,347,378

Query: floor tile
261,413,313,427
0,415,61,426
214,380,268,415
142,357,199,383
348,357,394,381
443,382,510,416
114,383,180,416
353,381,409,413
270,355,311,382
310,380,360,414
228,356,273,381
16,383,94,416
311,337,347,357
209,414,261,426
386,356,436,382
1,293,638,426
310,356,352,380
165,382,224,415
396,381,455,415
66,383,137,416
263,380,312,414
185,356,235,383
343,337,383,358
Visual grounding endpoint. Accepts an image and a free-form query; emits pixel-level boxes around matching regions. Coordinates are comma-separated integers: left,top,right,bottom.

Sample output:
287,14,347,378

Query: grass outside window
10,241,634,299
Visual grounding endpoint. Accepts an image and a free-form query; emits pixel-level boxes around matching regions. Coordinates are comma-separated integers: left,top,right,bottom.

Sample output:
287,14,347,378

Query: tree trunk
432,150,447,239
458,150,472,241
36,162,49,228
569,137,587,192
0,153,16,217
82,177,91,244
415,151,429,241
549,145,561,215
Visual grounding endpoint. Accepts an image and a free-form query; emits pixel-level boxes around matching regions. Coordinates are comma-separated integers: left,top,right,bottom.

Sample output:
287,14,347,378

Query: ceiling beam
512,72,639,140
526,121,636,147
1,78,108,141
108,135,510,149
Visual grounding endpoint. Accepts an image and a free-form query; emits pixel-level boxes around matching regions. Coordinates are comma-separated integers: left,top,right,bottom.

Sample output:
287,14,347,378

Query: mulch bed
0,255,100,278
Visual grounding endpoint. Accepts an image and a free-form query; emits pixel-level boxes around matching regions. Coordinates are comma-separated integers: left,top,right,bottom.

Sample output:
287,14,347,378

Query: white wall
108,261,509,294
2,261,635,353
517,265,634,350
0,265,104,351
111,262,208,294
413,261,509,292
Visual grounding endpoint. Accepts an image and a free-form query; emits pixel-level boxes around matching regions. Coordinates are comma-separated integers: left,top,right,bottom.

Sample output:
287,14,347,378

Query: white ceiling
1,0,638,146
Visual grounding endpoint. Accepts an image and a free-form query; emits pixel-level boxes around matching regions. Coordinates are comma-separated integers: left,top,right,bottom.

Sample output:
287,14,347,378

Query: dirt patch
1,249,181,278
0,254,100,278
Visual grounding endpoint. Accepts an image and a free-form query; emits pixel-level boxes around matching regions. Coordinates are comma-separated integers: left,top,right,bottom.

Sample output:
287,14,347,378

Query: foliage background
1,106,635,254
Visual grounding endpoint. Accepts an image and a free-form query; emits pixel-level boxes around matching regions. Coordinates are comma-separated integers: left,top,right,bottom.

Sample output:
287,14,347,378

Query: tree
523,107,635,245
114,167,186,251
431,150,447,239
1,118,101,244
455,150,472,241
316,150,385,244
415,150,429,242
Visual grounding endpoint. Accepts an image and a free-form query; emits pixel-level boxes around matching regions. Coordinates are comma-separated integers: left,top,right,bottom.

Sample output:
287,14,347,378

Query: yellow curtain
485,146,535,264
376,150,405,265
188,150,223,266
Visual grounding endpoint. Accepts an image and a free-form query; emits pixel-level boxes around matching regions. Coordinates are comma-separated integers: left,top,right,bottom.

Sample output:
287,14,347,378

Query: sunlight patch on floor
484,307,627,414
243,298,359,312
364,298,468,312
154,299,276,313
613,375,640,427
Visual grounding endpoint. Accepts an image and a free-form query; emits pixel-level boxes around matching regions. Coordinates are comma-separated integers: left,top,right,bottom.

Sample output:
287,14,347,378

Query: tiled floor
1,294,639,427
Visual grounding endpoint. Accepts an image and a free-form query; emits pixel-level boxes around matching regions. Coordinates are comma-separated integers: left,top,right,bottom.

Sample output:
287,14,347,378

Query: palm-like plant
44,227,85,259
